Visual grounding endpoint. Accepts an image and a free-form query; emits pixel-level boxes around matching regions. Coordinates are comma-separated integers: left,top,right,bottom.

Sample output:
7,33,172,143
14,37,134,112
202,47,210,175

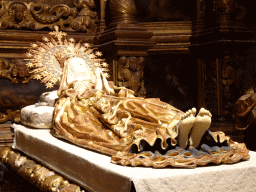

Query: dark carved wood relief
0,58,32,84
134,0,195,22
0,0,98,32
71,0,98,32
212,0,246,20
202,55,247,121
222,56,246,117
0,79,53,123
0,57,57,123
117,56,146,97
202,59,218,117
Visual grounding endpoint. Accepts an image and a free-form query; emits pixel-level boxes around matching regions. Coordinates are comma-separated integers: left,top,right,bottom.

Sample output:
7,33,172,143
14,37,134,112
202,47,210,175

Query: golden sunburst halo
26,62,34,68
26,26,109,88
102,62,109,68
46,82,54,89
34,74,42,80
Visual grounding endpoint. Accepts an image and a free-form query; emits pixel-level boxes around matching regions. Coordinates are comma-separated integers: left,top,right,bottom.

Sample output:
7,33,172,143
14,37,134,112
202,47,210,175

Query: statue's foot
177,108,196,149
189,108,212,148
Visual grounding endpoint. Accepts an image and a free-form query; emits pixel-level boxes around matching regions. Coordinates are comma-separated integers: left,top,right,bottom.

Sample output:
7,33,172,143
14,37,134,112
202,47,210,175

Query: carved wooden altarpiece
190,0,256,144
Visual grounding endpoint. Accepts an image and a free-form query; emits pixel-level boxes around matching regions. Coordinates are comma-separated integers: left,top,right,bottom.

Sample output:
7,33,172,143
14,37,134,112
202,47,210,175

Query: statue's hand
65,89,78,98
95,68,103,91
69,80,79,87
77,89,103,100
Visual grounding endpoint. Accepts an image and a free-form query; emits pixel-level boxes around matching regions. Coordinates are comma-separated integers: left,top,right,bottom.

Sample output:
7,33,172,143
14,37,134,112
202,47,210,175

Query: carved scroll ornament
0,0,98,32
0,110,20,123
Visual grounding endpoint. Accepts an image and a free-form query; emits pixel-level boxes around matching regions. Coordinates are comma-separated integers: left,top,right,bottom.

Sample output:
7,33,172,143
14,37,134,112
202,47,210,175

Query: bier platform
10,124,256,192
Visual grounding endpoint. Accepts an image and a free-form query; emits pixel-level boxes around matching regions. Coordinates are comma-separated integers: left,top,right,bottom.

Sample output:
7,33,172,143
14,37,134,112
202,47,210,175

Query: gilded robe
53,79,183,156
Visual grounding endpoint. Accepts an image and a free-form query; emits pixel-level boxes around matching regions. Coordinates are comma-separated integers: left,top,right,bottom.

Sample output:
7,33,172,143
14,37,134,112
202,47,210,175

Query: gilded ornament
0,147,12,163
71,0,97,32
0,1,5,18
0,147,84,192
0,0,98,32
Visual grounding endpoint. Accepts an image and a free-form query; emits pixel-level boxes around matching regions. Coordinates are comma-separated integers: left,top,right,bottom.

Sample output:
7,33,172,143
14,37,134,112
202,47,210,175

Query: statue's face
66,57,94,83
69,57,88,73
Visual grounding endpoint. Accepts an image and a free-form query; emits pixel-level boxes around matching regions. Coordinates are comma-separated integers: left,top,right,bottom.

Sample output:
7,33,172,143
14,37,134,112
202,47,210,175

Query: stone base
12,124,256,192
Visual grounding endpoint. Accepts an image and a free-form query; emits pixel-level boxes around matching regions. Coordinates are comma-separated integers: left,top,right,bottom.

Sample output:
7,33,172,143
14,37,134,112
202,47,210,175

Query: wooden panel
0,124,14,149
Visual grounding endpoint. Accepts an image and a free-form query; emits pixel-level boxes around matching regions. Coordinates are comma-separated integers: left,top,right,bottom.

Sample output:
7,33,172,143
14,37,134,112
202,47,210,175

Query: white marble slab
12,124,256,192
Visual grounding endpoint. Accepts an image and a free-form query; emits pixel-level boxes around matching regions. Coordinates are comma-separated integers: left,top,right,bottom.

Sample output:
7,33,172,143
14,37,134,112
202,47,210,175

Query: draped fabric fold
53,81,182,156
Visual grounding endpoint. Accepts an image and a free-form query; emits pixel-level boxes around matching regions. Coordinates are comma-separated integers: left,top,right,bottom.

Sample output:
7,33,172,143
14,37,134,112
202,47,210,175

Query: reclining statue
54,55,212,153
24,27,249,168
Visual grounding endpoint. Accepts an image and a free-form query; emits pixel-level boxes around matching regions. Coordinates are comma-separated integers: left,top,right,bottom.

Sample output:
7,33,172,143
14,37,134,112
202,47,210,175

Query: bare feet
177,108,196,149
189,108,212,148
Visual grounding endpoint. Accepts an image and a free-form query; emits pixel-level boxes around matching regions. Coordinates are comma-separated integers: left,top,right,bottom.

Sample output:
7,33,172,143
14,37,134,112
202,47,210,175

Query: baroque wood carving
117,56,146,97
213,0,246,18
201,55,246,120
109,0,137,24
0,58,52,123
0,0,98,32
0,58,32,84
0,147,84,192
